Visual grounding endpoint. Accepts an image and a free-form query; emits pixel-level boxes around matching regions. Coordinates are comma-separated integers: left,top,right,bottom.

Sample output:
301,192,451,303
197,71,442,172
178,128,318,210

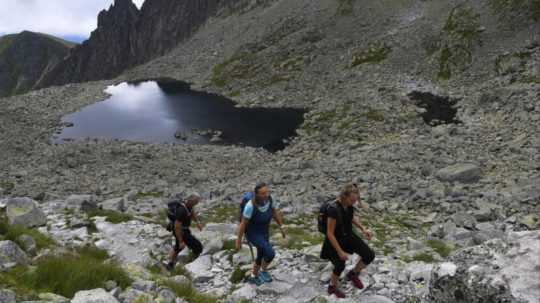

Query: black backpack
167,200,190,222
317,200,345,235
239,192,273,222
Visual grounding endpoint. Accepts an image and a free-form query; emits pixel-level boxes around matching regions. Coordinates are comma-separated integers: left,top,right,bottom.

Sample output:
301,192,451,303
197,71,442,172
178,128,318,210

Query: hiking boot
259,271,273,283
327,285,346,298
247,274,264,286
347,270,365,289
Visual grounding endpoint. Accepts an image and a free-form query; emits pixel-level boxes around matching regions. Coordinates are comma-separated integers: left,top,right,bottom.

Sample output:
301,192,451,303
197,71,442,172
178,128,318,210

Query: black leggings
173,228,203,258
329,234,375,275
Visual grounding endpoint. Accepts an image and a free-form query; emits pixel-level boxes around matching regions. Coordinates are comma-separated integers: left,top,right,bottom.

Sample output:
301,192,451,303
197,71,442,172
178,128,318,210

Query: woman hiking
236,182,286,285
320,183,375,298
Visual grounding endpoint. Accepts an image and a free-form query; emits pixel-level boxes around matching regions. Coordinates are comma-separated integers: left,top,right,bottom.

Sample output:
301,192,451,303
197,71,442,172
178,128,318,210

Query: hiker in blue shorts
236,182,286,285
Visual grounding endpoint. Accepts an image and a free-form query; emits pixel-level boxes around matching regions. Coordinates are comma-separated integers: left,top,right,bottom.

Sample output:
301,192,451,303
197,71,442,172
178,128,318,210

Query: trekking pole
245,239,255,263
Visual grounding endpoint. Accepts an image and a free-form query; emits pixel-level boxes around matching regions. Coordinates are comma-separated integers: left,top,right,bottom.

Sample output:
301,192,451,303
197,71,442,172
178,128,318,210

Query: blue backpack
239,192,273,222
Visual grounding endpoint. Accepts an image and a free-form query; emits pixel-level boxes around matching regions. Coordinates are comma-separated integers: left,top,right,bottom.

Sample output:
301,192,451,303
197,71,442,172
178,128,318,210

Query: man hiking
236,182,286,285
166,192,204,271
320,183,375,298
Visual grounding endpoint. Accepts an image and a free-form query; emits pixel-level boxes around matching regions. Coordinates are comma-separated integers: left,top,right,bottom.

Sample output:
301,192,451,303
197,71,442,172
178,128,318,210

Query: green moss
0,246,131,298
437,3,482,80
135,191,163,200
229,90,241,97
426,239,454,258
203,205,238,223
160,280,218,303
336,0,354,15
351,43,392,67
0,216,55,250
489,0,540,21
230,265,247,284
86,209,133,224
211,51,257,88
412,252,435,263
364,109,385,122
438,46,452,80
0,181,15,193
222,239,237,251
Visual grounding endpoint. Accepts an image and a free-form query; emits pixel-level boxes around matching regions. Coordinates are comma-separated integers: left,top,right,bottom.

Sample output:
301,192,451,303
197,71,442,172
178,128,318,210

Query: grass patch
203,205,238,224
230,265,247,284
412,252,435,263
351,43,392,67
160,280,218,303
222,238,236,251
0,180,15,194
0,216,55,250
337,0,355,15
426,239,454,258
86,209,133,224
211,51,257,88
489,0,540,21
0,246,131,298
437,3,482,80
364,109,385,122
134,191,162,200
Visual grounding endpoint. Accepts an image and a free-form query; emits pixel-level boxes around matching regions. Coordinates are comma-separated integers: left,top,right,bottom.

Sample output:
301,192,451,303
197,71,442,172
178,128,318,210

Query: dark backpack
317,200,345,235
239,192,273,222
167,199,189,222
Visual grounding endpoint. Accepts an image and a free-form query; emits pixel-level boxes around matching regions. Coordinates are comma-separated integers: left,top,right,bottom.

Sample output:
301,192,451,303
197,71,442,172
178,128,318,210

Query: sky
0,0,145,43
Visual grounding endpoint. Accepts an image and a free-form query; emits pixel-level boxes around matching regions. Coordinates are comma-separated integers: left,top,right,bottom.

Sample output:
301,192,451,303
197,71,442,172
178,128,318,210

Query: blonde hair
339,183,359,198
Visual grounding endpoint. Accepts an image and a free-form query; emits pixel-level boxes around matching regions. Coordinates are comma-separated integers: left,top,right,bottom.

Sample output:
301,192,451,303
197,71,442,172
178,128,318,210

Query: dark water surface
53,80,305,152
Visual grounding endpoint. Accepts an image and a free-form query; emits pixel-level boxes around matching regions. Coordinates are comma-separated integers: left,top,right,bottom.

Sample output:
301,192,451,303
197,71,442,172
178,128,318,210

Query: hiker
235,182,286,285
319,183,375,298
166,192,204,271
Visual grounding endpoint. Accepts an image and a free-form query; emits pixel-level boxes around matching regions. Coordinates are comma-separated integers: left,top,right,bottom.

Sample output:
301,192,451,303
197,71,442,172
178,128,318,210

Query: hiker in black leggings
166,193,204,271
320,183,375,298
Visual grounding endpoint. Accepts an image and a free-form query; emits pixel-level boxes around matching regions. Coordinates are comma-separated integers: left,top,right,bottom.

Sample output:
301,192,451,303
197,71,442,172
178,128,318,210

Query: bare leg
330,273,340,287
261,260,270,271
252,263,261,276
353,259,366,274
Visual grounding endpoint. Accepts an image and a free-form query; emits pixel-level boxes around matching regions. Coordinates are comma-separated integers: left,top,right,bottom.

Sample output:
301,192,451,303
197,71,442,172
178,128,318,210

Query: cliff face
38,0,269,88
37,0,140,87
0,31,75,97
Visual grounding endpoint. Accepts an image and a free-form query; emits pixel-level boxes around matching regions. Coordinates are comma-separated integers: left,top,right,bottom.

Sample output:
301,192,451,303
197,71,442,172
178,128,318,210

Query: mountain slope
38,0,273,88
0,31,75,97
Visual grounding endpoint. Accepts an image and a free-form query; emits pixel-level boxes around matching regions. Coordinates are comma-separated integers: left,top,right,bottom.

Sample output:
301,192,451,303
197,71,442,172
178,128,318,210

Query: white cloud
0,0,145,39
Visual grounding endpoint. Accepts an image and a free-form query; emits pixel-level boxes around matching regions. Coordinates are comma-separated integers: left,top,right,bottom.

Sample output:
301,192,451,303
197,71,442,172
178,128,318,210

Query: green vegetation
489,0,540,21
85,209,133,224
364,109,385,122
135,191,163,200
412,252,436,263
437,4,482,80
203,205,238,223
230,265,247,284
160,280,218,303
337,0,355,15
0,246,131,298
426,239,454,258
351,43,392,67
0,216,55,250
211,51,258,88
0,180,15,194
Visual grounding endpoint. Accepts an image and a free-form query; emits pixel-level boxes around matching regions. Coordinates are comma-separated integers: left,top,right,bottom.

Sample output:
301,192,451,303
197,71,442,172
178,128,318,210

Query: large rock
6,197,46,227
435,164,482,183
185,255,213,283
66,194,98,211
0,289,16,303
0,240,29,270
72,288,119,303
428,231,540,302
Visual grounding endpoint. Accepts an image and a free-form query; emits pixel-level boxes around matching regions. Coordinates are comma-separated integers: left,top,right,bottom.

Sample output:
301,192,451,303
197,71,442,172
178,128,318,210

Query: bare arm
352,217,366,231
236,217,248,244
272,208,286,238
